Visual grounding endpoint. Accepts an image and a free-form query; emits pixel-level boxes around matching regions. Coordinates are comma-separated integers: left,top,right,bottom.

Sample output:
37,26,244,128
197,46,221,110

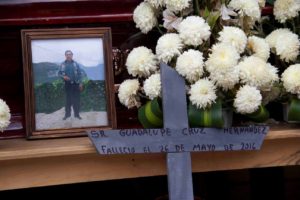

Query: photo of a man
58,50,83,120
31,38,108,130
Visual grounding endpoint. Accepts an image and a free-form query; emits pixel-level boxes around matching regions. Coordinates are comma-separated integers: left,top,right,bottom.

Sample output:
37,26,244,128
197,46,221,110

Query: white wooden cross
88,63,268,200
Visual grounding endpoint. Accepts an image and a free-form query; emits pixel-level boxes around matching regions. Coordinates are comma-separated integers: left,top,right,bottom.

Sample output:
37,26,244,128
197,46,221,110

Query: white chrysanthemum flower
237,56,279,90
282,64,300,96
228,0,261,21
266,29,300,62
265,28,290,49
234,85,262,114
143,73,161,100
206,43,240,90
247,36,270,61
133,2,157,34
165,0,191,13
209,68,240,91
156,33,183,63
118,79,141,109
276,34,300,62
145,0,164,8
126,46,158,78
218,26,247,53
189,79,217,109
178,16,211,46
274,0,300,23
175,49,204,83
206,43,240,73
0,99,10,132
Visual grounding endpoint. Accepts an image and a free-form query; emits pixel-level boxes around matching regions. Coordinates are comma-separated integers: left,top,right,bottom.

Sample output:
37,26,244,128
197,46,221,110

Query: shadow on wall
2,166,300,200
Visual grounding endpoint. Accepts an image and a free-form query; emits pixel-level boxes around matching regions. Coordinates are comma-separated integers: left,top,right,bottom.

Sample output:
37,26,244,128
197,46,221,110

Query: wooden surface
0,0,141,26
0,127,300,190
0,0,297,191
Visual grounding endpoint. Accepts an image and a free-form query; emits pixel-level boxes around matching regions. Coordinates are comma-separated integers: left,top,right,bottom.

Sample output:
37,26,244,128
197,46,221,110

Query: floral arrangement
267,0,300,122
118,0,300,127
0,99,11,132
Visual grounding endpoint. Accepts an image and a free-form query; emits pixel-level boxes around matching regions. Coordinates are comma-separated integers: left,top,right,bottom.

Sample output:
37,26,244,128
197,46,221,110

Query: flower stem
292,19,297,33
193,0,200,16
156,25,164,35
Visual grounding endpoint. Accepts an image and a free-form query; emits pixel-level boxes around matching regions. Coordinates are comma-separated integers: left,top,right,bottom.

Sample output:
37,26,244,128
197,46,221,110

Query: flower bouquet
117,0,300,128
261,0,300,122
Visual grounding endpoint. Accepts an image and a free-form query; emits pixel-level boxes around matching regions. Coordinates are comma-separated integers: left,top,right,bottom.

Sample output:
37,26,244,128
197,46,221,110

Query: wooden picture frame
21,28,116,139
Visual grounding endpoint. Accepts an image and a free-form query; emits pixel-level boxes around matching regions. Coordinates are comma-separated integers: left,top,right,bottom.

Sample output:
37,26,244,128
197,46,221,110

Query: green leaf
207,12,220,29
203,6,210,19
138,98,163,128
188,99,224,128
246,105,270,123
287,98,300,122
266,0,275,5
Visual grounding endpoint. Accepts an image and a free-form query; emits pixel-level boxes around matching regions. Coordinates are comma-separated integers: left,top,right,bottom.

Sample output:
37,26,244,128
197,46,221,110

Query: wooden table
0,0,298,192
1,125,300,190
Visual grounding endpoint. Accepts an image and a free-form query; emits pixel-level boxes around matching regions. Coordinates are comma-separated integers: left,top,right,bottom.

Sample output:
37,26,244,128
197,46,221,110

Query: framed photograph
21,28,116,139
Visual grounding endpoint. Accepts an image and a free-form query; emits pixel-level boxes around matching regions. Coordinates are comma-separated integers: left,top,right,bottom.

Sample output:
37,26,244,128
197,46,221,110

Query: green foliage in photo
34,79,107,114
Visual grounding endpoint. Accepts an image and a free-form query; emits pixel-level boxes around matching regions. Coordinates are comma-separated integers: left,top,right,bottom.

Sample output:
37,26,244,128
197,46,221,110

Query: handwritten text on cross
89,126,268,155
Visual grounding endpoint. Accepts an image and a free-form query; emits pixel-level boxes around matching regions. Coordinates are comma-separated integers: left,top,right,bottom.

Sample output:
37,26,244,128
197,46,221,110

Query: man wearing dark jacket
58,50,83,120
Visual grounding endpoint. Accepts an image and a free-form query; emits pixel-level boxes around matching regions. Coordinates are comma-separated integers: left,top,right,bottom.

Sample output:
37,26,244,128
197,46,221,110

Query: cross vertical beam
87,64,269,200
161,63,194,200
